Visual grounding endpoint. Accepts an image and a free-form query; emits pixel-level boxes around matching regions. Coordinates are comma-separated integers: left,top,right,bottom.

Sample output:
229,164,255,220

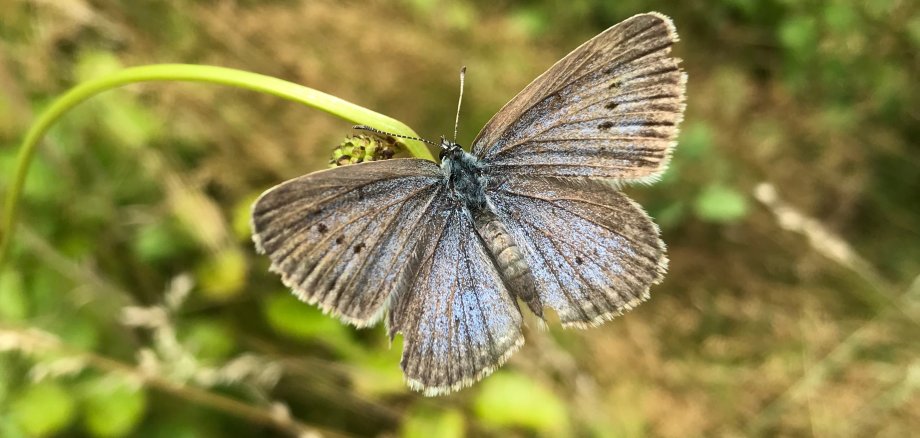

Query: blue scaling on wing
472,13,685,183
387,203,524,396
487,175,667,327
251,159,445,327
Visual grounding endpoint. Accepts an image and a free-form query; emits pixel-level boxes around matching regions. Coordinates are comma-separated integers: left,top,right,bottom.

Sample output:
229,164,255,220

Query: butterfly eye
438,141,463,161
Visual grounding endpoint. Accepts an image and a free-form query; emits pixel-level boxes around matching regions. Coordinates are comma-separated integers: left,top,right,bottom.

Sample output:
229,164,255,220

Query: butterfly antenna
453,66,467,143
352,125,438,146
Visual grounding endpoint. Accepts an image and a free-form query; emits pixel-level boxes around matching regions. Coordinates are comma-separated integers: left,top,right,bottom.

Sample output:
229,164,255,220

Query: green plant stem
0,64,434,270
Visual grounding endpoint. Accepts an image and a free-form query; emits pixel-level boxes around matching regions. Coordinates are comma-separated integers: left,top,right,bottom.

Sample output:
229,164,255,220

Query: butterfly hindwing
473,12,685,182
251,159,446,327
388,205,524,396
488,175,667,327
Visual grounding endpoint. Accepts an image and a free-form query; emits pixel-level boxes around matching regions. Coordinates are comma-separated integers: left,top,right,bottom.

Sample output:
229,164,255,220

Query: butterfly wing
251,159,446,327
487,175,666,327
472,12,685,182
387,205,523,396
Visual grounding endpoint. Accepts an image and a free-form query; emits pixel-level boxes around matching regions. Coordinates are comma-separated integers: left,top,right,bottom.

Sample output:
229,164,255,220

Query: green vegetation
1,0,917,436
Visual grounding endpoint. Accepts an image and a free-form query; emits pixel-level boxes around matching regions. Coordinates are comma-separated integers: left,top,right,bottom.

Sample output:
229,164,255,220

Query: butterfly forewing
488,176,667,327
251,159,445,327
473,12,685,182
387,205,523,396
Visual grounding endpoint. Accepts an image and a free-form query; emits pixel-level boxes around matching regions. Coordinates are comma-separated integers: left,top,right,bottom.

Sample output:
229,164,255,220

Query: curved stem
0,64,434,269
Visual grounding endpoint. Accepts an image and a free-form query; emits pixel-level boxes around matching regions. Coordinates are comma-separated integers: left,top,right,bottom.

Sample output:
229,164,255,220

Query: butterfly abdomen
474,211,544,318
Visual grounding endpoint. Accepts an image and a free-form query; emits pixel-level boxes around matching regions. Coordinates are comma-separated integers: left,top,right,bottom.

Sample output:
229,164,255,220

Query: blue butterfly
252,12,686,396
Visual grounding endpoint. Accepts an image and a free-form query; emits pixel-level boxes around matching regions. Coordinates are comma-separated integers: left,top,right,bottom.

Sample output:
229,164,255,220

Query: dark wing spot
598,121,614,130
353,242,365,254
316,223,328,234
335,236,344,245
604,101,619,110
575,256,584,265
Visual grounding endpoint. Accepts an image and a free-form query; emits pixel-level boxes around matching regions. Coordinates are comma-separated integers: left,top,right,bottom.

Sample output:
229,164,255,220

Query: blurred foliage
402,406,465,438
1,0,918,437
10,381,77,437
79,375,147,438
473,372,569,434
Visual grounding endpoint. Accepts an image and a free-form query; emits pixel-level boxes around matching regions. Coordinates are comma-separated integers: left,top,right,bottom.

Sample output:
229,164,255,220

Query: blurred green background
1,0,918,436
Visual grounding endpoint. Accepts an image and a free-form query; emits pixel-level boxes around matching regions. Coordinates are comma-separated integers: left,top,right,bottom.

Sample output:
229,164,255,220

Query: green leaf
401,407,465,438
80,375,147,438
473,372,569,435
11,381,77,437
694,184,749,223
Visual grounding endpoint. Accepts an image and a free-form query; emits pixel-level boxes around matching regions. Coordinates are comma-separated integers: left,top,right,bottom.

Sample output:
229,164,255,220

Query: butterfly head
438,136,464,161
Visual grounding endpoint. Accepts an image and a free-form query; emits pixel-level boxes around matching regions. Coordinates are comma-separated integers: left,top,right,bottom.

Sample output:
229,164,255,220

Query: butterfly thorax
440,142,488,212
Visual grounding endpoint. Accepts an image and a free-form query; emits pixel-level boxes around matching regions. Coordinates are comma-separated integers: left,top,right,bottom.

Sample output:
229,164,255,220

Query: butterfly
251,12,686,396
